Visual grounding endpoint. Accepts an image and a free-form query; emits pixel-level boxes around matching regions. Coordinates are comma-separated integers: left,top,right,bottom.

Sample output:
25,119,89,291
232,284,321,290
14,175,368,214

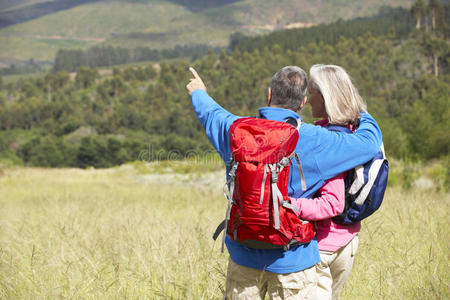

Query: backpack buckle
269,164,278,183
228,162,239,178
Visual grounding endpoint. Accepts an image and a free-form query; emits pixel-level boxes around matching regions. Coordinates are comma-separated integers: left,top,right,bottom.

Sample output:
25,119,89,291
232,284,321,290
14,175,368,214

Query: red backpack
213,117,316,251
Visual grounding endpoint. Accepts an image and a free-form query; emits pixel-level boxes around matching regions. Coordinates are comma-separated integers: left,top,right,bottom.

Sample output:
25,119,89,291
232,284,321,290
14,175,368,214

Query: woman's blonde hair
309,64,366,125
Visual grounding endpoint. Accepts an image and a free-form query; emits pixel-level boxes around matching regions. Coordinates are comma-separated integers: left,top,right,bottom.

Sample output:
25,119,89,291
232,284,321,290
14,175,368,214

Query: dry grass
342,187,449,299
0,165,448,299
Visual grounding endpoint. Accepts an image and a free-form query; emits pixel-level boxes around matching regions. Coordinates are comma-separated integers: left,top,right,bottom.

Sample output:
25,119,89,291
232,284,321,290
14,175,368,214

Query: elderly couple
186,65,382,300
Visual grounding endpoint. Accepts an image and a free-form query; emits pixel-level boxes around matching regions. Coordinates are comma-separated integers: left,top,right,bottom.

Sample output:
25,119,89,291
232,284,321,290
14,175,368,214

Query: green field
0,161,448,299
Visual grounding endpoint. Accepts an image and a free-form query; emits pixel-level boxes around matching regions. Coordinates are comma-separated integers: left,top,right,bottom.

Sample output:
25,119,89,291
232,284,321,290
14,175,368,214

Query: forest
52,44,217,73
52,6,415,73
0,3,448,169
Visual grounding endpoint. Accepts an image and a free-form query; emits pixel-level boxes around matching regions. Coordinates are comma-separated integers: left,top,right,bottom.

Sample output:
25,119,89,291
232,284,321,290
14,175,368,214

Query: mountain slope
0,0,51,12
0,0,100,28
0,0,414,63
165,0,243,12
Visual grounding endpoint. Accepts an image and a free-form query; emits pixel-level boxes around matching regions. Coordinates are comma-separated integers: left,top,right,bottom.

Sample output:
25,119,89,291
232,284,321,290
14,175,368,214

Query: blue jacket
191,89,382,273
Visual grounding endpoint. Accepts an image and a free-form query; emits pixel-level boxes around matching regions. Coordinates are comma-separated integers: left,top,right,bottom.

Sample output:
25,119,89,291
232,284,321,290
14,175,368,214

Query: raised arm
187,68,239,162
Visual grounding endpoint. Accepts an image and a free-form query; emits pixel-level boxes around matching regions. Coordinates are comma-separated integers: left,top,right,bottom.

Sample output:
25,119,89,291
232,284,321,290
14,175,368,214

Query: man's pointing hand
186,67,207,95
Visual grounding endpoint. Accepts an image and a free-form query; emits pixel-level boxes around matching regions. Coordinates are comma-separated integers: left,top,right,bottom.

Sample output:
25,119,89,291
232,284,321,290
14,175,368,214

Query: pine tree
428,0,440,31
411,0,426,29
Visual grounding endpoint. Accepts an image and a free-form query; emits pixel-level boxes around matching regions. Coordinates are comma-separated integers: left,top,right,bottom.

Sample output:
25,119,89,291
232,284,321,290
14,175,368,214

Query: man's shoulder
299,122,328,137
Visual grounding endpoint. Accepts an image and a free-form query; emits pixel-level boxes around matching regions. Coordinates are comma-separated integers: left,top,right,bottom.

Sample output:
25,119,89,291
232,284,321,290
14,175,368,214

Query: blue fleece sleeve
190,89,240,162
301,112,382,180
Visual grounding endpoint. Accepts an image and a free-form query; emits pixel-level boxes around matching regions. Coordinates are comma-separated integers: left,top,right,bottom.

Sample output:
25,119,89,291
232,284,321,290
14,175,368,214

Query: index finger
189,67,201,80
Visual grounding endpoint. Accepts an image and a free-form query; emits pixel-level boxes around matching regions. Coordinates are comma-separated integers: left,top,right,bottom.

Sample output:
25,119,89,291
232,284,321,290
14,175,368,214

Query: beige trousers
225,258,318,300
316,236,359,300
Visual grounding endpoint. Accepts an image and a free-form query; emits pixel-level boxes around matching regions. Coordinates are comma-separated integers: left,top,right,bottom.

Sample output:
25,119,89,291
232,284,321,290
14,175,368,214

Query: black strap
326,124,353,133
285,117,298,128
212,220,226,241
326,119,360,133
257,114,299,128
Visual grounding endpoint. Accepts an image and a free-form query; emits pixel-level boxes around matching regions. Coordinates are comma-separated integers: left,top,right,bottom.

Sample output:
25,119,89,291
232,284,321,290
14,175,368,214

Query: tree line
53,6,415,73
53,44,218,73
230,6,415,53
0,3,448,168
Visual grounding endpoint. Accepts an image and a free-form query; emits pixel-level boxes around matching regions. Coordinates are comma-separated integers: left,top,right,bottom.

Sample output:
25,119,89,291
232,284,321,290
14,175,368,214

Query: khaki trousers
225,258,318,300
316,236,359,300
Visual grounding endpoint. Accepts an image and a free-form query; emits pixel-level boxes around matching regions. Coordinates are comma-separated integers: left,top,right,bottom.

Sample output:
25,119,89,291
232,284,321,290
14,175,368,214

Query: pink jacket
290,119,361,252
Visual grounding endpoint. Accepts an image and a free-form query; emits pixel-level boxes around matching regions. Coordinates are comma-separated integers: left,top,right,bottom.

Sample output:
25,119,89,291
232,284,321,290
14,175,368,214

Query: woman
291,64,367,300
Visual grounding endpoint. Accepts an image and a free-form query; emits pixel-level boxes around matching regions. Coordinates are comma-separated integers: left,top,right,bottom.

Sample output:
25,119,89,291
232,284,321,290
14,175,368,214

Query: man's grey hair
269,66,308,111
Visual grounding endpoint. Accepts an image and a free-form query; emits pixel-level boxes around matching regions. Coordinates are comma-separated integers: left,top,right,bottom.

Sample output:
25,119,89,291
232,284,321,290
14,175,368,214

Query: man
186,66,382,299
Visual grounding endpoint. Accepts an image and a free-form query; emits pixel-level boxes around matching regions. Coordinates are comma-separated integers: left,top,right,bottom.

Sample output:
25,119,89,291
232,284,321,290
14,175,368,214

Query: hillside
0,0,52,12
0,2,448,168
0,0,414,64
0,0,99,28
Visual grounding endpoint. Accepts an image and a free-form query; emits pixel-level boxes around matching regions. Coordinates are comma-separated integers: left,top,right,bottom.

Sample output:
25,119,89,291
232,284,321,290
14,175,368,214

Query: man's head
268,66,308,111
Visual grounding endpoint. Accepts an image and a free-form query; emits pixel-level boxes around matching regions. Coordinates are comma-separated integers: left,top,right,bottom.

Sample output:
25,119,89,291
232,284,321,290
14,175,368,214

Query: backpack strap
222,161,239,251
292,152,307,191
284,118,307,191
380,142,386,159
326,124,353,133
260,164,269,204
213,161,239,252
348,165,365,195
281,152,306,191
279,199,300,215
269,164,283,229
352,158,384,205
212,220,225,241
348,142,387,204
353,145,387,206
286,117,302,130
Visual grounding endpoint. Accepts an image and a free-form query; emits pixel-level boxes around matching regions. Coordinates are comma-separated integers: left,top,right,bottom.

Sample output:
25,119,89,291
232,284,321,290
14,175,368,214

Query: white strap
280,200,300,215
293,152,307,191
353,158,385,205
269,164,282,230
380,143,386,159
295,118,302,130
271,182,280,230
348,165,365,195
349,143,386,198
260,164,269,205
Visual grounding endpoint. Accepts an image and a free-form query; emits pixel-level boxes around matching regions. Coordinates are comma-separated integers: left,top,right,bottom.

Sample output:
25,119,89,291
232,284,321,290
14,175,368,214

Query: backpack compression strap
285,118,306,191
260,164,270,204
212,161,239,252
259,154,306,205
292,152,307,191
269,164,282,229
269,152,306,229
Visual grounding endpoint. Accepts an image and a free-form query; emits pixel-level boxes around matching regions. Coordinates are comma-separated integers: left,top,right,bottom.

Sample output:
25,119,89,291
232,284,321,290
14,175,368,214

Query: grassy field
0,162,448,299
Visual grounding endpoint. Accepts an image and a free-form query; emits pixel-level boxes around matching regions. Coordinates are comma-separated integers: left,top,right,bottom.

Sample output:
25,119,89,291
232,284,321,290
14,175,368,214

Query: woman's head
308,64,366,125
